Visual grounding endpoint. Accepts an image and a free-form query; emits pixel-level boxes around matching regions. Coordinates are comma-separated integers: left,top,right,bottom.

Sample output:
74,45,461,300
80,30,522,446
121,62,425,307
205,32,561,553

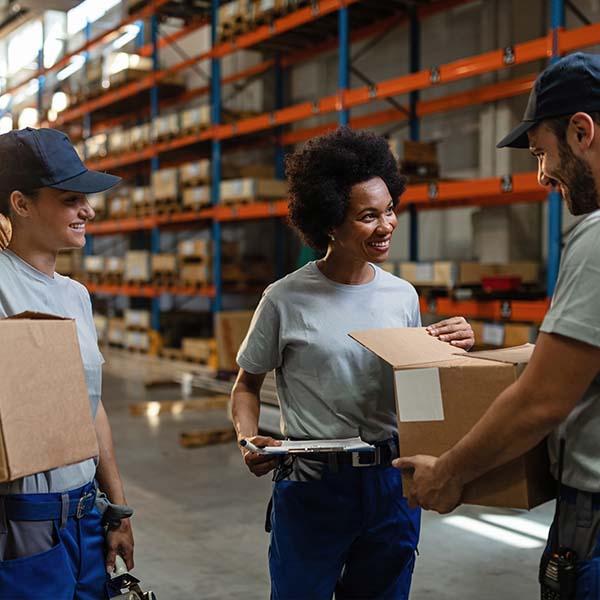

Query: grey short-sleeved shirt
237,261,421,441
540,210,600,491
0,249,101,494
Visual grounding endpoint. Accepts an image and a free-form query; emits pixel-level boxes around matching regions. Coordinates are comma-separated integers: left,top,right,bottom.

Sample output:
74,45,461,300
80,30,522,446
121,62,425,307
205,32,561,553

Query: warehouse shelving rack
31,0,599,336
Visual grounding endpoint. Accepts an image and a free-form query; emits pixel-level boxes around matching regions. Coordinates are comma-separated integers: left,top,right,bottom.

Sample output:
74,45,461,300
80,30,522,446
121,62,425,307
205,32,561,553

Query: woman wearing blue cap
0,127,133,599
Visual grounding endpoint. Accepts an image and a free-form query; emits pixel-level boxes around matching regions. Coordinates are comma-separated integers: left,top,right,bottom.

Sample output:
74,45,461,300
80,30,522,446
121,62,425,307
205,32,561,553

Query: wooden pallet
85,272,104,284
179,427,237,449
104,273,124,285
181,177,211,188
153,272,178,287
130,394,230,417
182,200,212,213
179,123,211,137
180,279,211,289
135,203,155,217
154,200,181,215
158,347,184,361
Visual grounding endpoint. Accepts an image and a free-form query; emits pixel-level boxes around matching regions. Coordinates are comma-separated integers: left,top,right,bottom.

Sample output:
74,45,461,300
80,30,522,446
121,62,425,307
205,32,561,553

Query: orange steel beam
87,215,159,234
213,200,289,222
85,282,216,298
3,0,171,98
138,18,209,57
420,297,550,323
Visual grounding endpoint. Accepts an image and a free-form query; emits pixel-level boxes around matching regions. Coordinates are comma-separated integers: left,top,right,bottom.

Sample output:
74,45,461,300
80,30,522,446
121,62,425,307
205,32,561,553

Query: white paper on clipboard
245,437,376,455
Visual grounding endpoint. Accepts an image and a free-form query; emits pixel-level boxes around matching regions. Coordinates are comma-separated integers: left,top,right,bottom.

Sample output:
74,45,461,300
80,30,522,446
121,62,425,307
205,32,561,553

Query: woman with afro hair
232,127,474,599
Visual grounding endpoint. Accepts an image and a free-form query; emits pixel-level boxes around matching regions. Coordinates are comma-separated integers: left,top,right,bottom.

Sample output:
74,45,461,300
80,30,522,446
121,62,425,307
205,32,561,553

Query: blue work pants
0,482,108,600
269,464,420,600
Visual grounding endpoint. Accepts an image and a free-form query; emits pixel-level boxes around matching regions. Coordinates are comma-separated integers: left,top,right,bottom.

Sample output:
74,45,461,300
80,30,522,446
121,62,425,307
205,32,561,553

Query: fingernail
440,335,447,341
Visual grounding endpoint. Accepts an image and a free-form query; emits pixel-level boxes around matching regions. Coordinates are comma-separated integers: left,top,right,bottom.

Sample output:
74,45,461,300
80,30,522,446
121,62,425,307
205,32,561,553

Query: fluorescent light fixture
480,514,550,541
442,515,544,549
18,107,38,129
57,55,85,81
51,91,69,113
0,115,13,134
112,24,140,50
0,94,12,111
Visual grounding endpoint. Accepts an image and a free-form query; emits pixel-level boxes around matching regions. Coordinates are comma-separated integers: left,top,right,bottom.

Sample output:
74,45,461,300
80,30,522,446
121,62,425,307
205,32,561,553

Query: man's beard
557,141,599,215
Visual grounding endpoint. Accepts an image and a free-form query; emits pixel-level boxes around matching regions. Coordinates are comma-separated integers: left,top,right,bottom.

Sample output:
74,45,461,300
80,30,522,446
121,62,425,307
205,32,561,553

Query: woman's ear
9,190,30,218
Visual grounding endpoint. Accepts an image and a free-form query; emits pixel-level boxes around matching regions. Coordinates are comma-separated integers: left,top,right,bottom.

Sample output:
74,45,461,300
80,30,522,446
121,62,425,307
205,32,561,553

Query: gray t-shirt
0,249,101,494
540,210,600,491
237,261,421,441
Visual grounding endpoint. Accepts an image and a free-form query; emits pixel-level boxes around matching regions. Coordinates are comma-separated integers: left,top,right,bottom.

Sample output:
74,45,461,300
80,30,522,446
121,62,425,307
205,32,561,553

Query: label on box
395,368,444,422
414,263,434,283
181,241,194,256
482,323,505,346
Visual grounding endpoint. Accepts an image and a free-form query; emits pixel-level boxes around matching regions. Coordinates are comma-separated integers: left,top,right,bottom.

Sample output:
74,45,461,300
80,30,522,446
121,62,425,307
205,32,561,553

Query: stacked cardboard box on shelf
181,337,218,367
215,310,254,371
220,178,287,205
105,257,124,284
124,251,152,283
180,105,211,134
132,187,153,217
107,317,126,347
152,168,179,210
107,192,132,220
398,261,542,288
178,239,211,286
153,113,180,142
83,256,104,282
400,140,439,181
87,193,106,220
93,313,108,345
152,254,178,286
107,129,130,155
469,320,540,349
56,251,81,277
130,124,151,150
124,309,152,352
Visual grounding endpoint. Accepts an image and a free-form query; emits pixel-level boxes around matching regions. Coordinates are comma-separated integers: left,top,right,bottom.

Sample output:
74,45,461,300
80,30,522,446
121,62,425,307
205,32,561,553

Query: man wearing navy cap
394,52,600,597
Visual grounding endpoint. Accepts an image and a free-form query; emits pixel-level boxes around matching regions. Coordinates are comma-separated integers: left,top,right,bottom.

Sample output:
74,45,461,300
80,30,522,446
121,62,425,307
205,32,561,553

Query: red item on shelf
482,275,522,292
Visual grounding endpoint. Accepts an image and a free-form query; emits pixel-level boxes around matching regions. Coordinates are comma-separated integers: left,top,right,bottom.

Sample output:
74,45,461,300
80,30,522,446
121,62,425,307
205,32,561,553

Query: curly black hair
285,127,405,252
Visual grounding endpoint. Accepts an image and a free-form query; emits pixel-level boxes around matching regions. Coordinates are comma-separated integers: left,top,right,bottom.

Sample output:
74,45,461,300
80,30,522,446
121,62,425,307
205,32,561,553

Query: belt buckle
76,491,95,519
352,447,380,468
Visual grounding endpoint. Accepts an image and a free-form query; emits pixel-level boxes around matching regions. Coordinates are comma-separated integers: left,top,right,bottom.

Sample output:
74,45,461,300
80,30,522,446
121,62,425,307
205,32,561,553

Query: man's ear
569,112,595,150
9,191,31,219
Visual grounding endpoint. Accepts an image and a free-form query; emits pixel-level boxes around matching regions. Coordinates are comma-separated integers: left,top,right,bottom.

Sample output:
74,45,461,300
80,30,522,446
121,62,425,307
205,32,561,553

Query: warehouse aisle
103,371,554,600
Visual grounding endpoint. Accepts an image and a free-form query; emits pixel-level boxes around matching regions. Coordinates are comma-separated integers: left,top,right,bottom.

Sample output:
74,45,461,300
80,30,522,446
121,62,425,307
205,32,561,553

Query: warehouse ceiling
0,0,79,40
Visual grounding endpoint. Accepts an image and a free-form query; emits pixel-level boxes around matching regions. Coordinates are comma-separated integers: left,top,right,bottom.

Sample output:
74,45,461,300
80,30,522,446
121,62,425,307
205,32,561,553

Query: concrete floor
103,360,554,599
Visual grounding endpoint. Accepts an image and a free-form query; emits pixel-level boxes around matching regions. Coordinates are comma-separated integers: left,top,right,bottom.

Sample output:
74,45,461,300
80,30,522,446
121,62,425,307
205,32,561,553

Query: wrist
437,451,464,487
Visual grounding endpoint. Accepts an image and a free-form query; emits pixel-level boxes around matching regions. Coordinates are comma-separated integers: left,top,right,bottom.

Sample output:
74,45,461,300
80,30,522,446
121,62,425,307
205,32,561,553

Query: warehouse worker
231,127,475,600
394,52,600,598
0,127,133,599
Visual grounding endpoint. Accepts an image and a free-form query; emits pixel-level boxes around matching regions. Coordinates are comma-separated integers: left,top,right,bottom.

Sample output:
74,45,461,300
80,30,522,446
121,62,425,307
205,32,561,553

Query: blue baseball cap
497,52,600,148
0,127,120,194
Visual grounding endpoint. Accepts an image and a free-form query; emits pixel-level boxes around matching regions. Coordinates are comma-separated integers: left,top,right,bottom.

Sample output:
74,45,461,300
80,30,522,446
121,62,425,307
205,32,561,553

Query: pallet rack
20,0,599,338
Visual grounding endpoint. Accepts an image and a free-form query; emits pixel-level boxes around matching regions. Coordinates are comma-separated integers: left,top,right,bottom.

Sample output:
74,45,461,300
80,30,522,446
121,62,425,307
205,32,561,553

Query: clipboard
241,436,377,455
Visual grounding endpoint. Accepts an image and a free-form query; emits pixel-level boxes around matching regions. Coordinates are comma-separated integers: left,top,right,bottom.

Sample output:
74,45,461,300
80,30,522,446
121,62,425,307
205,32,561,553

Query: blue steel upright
408,7,420,262
211,0,223,312
546,0,565,296
338,6,349,127
149,14,161,331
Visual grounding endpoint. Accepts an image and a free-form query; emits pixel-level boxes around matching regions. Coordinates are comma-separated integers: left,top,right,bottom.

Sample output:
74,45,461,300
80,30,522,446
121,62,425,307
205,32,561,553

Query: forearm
231,384,261,440
440,379,562,484
94,401,128,505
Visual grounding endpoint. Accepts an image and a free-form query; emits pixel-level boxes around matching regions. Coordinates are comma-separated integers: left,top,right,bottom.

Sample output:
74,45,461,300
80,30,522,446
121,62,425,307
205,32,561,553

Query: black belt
294,438,399,468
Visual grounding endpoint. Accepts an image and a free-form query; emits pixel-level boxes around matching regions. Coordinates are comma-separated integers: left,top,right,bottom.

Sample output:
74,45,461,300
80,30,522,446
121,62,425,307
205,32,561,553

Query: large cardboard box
0,313,99,481
215,310,254,372
124,251,151,282
350,327,553,509
398,261,457,287
220,178,287,203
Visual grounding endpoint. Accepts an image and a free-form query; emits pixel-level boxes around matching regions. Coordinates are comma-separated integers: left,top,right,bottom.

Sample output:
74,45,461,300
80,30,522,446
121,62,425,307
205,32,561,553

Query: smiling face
529,122,599,216
330,176,397,264
15,187,95,252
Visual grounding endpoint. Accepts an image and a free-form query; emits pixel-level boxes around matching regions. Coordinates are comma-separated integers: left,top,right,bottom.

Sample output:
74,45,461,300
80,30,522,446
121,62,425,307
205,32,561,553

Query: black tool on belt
539,439,578,600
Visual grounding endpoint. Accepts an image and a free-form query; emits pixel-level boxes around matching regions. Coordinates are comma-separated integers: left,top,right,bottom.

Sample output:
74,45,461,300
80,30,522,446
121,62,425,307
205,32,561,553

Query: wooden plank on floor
179,427,237,448
129,395,230,416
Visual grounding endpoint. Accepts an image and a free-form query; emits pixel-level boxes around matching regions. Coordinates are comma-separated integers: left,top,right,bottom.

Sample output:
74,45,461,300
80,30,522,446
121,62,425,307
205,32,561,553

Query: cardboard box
107,129,129,154
85,134,107,159
178,239,211,260
132,187,152,206
182,338,216,364
403,140,438,164
220,178,287,202
105,257,124,275
0,313,99,481
125,330,150,352
87,193,106,214
215,310,254,371
181,160,211,185
181,106,211,132
124,251,151,282
152,253,178,274
398,261,457,287
108,196,131,218
84,255,104,274
108,318,126,346
125,309,151,330
350,327,553,509
183,187,211,208
130,124,150,148
153,113,180,140
56,251,81,276
181,263,210,284
458,262,541,286
152,168,178,202
470,320,539,349
93,313,108,344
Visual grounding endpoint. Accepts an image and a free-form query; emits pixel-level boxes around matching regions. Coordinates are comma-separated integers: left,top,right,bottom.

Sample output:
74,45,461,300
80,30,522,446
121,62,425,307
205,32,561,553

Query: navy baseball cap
0,127,120,194
497,52,600,148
